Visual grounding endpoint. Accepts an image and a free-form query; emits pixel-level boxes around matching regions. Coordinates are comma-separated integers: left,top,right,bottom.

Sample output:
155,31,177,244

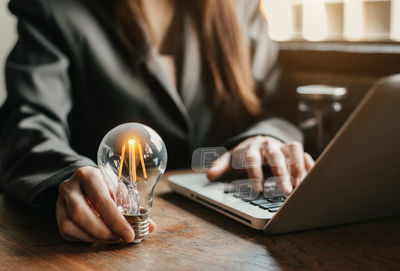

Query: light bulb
97,123,167,243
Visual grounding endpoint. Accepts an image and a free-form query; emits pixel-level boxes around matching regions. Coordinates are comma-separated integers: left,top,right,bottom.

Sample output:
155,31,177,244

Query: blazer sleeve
0,0,96,215
225,0,303,148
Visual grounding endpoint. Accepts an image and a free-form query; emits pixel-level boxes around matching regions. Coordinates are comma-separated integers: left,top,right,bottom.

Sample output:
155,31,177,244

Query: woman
0,0,314,243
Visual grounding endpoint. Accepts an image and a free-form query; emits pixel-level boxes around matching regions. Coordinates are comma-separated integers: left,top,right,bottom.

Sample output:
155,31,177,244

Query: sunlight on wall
344,0,365,41
260,0,398,43
302,0,328,41
391,0,400,41
260,0,294,41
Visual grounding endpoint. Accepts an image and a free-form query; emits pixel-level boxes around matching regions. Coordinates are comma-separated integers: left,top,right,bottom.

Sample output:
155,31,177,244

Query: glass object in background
297,85,347,156
97,123,168,243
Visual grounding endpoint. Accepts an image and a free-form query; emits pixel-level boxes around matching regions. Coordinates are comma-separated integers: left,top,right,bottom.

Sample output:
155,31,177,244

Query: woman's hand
56,166,156,243
207,136,315,194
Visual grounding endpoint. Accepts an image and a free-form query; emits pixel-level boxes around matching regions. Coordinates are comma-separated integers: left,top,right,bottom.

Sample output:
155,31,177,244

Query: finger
79,168,135,243
244,147,264,193
286,142,306,188
149,219,156,233
207,151,232,181
56,199,96,243
59,177,114,240
304,153,315,171
64,190,114,241
266,146,292,194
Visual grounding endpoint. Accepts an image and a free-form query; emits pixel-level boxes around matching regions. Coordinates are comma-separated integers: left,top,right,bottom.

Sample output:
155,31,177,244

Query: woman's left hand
207,136,315,194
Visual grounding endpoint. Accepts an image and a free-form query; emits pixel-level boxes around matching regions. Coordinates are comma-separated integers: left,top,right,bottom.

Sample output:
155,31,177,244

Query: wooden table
1,170,400,271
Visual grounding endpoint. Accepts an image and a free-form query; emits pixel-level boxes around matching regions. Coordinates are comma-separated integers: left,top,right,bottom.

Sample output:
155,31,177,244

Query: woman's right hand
56,166,155,243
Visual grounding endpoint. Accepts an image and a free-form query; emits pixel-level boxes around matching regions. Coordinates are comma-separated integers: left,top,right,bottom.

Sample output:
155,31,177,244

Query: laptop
168,75,400,235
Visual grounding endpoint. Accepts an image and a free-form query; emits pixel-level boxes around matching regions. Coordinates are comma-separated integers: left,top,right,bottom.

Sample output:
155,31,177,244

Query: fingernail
121,230,134,243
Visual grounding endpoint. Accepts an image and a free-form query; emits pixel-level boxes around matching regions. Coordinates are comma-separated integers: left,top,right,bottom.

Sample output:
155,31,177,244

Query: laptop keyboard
253,199,285,211
224,184,286,213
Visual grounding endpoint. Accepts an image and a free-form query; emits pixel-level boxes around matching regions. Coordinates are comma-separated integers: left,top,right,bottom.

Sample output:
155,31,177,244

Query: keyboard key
241,196,258,202
259,201,283,210
249,198,270,205
268,207,280,212
233,188,259,201
268,196,286,202
232,190,253,198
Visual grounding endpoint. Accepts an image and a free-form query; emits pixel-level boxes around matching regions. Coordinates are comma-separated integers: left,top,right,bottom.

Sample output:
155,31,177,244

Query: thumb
207,151,232,181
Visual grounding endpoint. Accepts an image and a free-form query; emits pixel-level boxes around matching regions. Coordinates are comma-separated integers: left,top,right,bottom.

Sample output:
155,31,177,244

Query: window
260,0,400,42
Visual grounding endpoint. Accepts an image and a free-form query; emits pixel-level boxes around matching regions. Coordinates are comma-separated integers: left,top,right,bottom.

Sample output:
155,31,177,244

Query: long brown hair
115,0,261,116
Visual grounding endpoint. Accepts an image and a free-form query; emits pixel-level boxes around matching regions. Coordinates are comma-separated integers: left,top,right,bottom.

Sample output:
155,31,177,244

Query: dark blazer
0,0,302,214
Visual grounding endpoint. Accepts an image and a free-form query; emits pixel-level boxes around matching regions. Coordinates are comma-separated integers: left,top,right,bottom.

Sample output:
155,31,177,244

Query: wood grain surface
0,170,399,271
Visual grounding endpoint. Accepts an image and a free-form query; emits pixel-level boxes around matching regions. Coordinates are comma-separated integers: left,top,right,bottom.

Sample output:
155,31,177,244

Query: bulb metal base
123,209,149,243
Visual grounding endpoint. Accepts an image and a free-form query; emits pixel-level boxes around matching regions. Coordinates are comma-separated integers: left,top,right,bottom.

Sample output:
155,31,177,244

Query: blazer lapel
88,1,193,134
144,48,192,132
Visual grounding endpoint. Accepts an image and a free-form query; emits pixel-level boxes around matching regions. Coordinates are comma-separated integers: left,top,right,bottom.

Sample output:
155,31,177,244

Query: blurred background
260,0,400,155
0,0,399,155
0,0,16,105
261,0,400,42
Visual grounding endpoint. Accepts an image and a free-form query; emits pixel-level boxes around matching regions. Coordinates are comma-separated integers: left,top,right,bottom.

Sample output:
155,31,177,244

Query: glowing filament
138,143,147,179
128,139,137,182
121,138,147,183
118,143,126,180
